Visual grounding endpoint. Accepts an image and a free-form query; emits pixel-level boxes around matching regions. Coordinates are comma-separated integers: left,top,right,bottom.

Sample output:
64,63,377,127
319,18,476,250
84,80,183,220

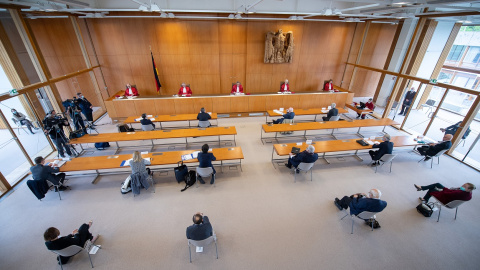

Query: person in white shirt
280,79,290,92
178,83,192,96
231,81,244,94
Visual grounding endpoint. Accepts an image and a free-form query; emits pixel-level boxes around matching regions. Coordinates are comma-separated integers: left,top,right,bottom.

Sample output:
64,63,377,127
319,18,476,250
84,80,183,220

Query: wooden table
261,118,399,143
266,108,349,122
345,104,373,116
124,113,219,129
70,126,237,152
56,147,244,183
271,136,422,167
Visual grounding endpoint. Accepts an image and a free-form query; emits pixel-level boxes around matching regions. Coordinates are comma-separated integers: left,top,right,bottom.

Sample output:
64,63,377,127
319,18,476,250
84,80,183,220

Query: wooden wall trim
348,21,370,92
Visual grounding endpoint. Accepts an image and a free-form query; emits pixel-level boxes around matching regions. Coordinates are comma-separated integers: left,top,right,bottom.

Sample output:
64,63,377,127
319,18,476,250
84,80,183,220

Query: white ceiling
1,0,480,23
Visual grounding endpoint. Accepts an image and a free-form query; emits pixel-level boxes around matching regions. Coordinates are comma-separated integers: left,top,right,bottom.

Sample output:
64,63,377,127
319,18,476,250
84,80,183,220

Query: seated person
178,83,192,96
197,144,216,184
334,188,387,217
324,79,334,91
197,108,211,127
414,182,475,204
273,107,294,124
357,98,374,119
11,108,38,134
186,212,213,241
417,133,452,161
285,145,319,171
140,113,155,130
125,83,139,97
440,121,471,140
231,81,244,94
44,221,98,265
280,79,290,93
322,103,338,121
369,133,393,166
30,156,68,191
129,151,152,194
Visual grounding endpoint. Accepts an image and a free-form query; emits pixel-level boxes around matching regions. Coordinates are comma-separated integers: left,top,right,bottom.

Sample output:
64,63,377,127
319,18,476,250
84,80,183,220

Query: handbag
416,202,435,217
174,161,188,183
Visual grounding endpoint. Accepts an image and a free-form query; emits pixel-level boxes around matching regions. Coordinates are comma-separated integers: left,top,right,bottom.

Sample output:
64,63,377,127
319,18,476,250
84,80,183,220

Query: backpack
94,142,110,150
365,218,381,229
118,124,135,133
121,175,132,194
180,170,197,192
69,129,86,139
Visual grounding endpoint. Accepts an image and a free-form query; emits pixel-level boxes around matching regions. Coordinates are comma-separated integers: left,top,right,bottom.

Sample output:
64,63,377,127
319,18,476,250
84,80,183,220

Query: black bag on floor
174,161,188,183
95,142,110,150
181,170,197,192
69,129,86,139
365,218,381,229
416,202,435,217
118,124,134,133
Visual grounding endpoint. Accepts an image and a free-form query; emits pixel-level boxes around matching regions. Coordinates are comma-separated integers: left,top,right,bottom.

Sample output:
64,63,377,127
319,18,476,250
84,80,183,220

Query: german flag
151,52,162,93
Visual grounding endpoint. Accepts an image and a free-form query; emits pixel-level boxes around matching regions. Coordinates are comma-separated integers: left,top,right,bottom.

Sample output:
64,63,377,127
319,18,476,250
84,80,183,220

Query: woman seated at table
197,144,216,185
130,151,152,177
178,83,192,96
280,79,290,93
125,83,139,97
231,81,244,94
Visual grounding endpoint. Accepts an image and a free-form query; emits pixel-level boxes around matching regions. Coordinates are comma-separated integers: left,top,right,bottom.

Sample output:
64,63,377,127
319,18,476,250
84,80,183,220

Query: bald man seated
417,134,453,161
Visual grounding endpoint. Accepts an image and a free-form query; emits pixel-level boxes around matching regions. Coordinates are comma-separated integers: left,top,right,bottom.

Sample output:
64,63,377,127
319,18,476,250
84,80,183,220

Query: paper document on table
121,158,132,166
150,118,155,121
181,154,193,161
191,151,201,159
273,110,283,115
147,115,153,117
365,140,375,145
89,245,101,254
141,151,148,155
47,160,67,167
306,140,312,144
321,110,328,113
135,118,142,121
296,142,302,146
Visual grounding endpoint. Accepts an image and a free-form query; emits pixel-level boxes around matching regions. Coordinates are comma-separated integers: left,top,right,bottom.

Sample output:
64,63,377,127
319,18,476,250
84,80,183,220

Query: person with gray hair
273,107,295,124
285,144,318,172
323,103,338,121
369,133,393,166
334,188,388,217
197,107,212,127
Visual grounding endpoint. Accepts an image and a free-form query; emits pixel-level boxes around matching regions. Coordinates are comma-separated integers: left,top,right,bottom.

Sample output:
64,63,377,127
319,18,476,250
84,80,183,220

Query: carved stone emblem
264,29,294,63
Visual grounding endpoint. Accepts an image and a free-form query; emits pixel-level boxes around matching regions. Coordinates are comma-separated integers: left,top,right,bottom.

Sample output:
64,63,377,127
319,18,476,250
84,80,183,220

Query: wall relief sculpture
264,29,294,63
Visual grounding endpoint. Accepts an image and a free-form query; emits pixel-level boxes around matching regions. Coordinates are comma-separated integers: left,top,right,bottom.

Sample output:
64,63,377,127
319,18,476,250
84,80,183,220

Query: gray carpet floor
0,114,479,270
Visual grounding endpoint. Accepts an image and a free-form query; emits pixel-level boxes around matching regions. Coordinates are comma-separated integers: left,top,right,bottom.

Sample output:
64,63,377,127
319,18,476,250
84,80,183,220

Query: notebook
291,147,300,154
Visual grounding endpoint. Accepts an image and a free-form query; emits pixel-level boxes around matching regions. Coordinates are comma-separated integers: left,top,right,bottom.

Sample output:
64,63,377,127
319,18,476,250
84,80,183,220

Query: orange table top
273,136,420,155
58,147,244,172
70,126,237,144
262,118,398,133
345,103,373,114
266,108,348,117
124,113,218,124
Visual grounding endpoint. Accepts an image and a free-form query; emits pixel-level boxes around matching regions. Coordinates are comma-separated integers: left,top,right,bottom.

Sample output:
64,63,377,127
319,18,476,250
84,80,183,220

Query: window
446,45,466,62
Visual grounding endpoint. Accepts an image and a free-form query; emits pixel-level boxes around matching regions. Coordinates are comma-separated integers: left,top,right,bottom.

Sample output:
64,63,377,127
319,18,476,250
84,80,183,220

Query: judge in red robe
125,83,139,97
280,79,290,92
231,82,244,94
178,83,193,96
324,80,334,91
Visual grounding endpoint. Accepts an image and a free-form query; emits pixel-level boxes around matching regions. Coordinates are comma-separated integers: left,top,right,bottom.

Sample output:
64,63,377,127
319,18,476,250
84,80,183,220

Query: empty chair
418,149,448,168
432,196,467,222
329,115,340,121
188,233,218,263
141,124,154,131
198,121,211,128
49,239,98,270
196,167,215,187
341,210,379,234
293,162,315,182
11,118,27,134
375,154,397,173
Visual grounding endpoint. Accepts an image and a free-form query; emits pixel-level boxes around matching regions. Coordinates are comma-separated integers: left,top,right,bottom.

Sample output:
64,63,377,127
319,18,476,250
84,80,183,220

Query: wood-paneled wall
26,18,396,102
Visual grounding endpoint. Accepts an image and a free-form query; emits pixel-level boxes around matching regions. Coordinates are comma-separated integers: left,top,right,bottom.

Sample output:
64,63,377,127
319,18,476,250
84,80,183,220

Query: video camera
62,98,78,111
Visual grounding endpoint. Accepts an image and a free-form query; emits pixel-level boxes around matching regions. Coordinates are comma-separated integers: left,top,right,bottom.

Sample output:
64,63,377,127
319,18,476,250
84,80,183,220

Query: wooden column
348,21,371,92
448,94,480,154
0,172,11,192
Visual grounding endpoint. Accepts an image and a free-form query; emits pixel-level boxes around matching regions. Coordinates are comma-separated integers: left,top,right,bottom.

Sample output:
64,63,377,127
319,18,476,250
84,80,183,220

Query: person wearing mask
369,134,393,166
125,83,139,97
178,83,192,96
197,144,216,184
324,79,334,91
323,103,338,121
280,79,290,93
186,212,213,241
76,93,94,123
399,87,416,115
273,107,295,124
231,81,244,94
417,134,452,161
414,182,475,203
11,108,38,134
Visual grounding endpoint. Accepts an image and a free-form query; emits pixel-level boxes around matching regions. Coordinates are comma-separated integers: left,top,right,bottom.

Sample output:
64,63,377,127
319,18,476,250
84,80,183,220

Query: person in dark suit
273,107,295,124
280,79,290,92
399,87,416,115
140,113,155,129
322,103,338,121
44,221,98,265
76,93,93,123
178,83,193,96
197,108,212,127
369,134,394,166
186,212,213,241
30,156,67,190
285,145,319,171
414,182,475,203
231,81,244,94
440,121,471,140
334,188,387,217
197,144,216,184
417,133,452,161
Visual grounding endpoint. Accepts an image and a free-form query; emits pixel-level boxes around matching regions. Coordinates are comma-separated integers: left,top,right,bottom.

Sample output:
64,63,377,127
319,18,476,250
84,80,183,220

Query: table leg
271,146,276,169
354,150,363,161
218,135,221,147
189,120,191,128
160,122,163,130
304,130,307,140
323,153,330,164
234,135,236,146
240,159,242,172
221,161,223,173
261,128,265,145
151,139,154,152
314,115,317,122
114,141,120,154
91,170,100,184
185,137,188,146
357,127,363,137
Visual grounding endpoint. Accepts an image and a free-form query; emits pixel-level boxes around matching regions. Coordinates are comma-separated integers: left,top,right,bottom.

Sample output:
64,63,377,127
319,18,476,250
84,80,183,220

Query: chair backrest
380,154,396,163
391,101,398,109
196,167,214,177
141,124,154,131
434,148,449,157
198,121,211,128
329,115,340,121
50,244,83,257
188,235,215,247
11,118,21,126
356,211,378,220
283,118,294,124
445,200,467,208
298,162,314,171
425,99,436,106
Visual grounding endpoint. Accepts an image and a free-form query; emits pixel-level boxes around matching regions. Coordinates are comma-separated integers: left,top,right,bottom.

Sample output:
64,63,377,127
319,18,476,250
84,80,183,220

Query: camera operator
68,98,87,133
43,110,74,158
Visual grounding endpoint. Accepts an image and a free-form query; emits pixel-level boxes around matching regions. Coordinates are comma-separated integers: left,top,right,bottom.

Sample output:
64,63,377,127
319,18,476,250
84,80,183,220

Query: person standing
76,93,94,123
186,212,213,241
43,110,74,158
399,87,416,115
11,108,38,134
